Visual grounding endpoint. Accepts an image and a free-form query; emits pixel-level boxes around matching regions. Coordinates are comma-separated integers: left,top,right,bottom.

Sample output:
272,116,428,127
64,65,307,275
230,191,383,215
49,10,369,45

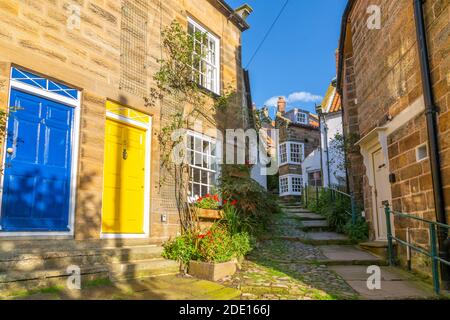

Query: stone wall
341,0,450,272
0,0,245,242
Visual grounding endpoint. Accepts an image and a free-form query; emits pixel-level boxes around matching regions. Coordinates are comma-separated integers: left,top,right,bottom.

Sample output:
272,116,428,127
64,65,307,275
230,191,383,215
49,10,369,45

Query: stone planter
188,260,237,281
196,208,223,220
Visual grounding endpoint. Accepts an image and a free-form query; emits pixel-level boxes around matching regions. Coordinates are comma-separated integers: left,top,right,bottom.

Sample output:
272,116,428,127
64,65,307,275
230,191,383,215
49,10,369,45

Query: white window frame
296,112,308,125
187,130,218,201
279,143,288,165
278,142,304,166
279,174,304,196
188,17,221,95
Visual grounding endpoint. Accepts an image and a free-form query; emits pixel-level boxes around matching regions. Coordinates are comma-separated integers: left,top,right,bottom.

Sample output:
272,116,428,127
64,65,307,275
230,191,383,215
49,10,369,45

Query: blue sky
226,0,347,116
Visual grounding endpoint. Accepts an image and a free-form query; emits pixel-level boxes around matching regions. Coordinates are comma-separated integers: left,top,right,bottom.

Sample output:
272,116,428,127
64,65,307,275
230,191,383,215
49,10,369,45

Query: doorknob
6,148,13,155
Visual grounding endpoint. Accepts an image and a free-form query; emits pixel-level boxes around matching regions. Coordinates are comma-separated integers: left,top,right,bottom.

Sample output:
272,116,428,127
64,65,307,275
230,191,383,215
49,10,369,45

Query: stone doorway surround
355,96,426,240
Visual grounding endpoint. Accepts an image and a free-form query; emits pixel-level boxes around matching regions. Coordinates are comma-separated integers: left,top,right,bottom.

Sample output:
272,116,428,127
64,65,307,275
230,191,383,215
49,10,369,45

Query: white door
372,149,391,240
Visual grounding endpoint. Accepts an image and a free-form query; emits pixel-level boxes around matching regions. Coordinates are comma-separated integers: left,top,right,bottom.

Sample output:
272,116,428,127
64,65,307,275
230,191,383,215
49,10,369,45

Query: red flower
198,234,205,239
205,194,211,198
231,200,238,206
223,200,228,204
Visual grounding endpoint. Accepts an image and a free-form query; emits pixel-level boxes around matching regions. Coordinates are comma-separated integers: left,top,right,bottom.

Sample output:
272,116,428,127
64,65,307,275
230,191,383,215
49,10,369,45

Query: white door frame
357,128,393,241
100,110,152,239
0,70,81,238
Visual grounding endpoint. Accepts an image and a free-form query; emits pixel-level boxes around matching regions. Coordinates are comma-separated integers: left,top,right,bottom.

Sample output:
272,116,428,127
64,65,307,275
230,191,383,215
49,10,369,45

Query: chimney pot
277,97,286,114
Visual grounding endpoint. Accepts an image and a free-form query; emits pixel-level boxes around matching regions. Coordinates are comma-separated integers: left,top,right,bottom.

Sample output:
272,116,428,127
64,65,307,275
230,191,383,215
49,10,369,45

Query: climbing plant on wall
146,21,236,235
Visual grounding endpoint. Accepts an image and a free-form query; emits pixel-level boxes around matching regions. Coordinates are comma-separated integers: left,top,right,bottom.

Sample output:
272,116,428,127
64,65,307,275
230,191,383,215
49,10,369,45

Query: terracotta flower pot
188,260,237,281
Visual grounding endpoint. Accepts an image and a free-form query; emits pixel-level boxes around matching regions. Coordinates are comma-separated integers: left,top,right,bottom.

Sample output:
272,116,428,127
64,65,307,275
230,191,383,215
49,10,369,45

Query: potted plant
195,194,223,219
188,224,251,281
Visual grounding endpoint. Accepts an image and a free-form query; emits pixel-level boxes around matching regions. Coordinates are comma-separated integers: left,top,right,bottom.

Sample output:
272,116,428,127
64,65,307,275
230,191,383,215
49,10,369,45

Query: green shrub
162,234,197,267
344,217,369,242
231,232,252,258
219,165,281,236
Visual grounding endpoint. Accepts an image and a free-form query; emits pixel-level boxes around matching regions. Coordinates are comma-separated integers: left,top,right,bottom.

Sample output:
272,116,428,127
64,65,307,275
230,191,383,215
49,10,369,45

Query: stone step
0,265,110,297
303,232,353,245
359,241,391,260
318,245,387,266
300,220,330,231
0,245,163,272
0,238,159,254
110,259,179,281
286,212,326,221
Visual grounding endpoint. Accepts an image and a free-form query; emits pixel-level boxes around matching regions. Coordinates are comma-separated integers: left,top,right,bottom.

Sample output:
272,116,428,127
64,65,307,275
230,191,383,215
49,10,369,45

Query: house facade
302,78,345,189
318,78,346,188
276,97,320,198
0,0,249,243
338,0,450,280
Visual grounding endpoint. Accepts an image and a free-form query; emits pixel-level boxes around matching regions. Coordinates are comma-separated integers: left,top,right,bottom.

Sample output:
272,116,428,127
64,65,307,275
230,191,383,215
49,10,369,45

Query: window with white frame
187,131,217,199
279,175,304,196
279,142,304,166
279,143,288,165
188,18,220,95
296,112,308,124
291,176,303,193
280,176,289,195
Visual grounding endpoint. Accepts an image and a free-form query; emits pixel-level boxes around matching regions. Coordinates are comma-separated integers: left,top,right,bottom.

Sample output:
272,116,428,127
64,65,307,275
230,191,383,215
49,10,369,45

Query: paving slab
329,266,436,300
320,245,383,263
9,275,241,300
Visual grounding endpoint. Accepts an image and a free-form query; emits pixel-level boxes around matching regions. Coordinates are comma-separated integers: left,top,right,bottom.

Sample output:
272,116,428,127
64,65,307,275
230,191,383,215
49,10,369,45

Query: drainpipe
318,111,325,187
413,0,450,290
323,116,331,188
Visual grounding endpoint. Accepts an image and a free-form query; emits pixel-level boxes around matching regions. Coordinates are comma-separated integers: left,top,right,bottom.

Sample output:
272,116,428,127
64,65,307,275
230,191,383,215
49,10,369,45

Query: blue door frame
0,89,75,232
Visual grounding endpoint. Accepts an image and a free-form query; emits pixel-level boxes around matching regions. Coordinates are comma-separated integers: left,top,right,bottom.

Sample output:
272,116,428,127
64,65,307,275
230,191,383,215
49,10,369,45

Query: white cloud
264,91,323,107
287,92,323,103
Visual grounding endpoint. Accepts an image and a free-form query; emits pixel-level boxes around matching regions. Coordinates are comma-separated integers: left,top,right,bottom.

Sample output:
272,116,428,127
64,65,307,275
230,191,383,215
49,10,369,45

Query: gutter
336,0,357,94
413,0,450,289
214,0,250,31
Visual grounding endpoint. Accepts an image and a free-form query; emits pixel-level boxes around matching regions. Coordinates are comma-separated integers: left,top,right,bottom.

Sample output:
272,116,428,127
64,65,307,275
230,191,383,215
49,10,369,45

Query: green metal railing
303,186,358,225
385,204,450,295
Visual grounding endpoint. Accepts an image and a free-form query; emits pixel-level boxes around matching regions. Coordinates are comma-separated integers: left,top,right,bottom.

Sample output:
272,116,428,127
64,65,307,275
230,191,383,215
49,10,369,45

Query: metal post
305,186,308,208
385,204,395,266
429,224,441,295
351,193,357,225
316,185,319,208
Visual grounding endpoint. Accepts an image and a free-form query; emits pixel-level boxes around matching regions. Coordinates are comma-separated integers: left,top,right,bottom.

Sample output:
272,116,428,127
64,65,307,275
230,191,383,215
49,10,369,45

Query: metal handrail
303,186,358,225
385,204,450,295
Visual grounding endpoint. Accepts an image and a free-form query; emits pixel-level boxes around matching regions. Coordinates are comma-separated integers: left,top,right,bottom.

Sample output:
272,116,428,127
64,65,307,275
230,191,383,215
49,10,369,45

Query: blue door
0,89,74,232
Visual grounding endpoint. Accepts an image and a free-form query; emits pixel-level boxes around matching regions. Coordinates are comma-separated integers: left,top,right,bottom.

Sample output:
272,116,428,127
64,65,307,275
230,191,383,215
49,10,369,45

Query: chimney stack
277,97,286,114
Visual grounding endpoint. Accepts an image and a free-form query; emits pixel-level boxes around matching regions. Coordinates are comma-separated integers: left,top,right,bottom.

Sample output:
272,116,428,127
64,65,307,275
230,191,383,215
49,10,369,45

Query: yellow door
102,118,147,234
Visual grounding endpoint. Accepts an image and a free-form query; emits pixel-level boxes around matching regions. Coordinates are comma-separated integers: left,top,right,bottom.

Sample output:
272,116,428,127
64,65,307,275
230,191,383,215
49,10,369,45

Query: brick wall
0,0,245,242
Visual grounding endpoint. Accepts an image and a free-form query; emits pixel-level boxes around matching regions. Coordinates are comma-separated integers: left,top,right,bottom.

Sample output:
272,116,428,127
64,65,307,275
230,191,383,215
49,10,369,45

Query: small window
279,143,288,165
416,144,428,162
279,177,289,195
187,131,217,199
291,176,303,193
296,112,308,124
188,18,220,95
308,171,322,187
289,143,303,164
279,174,303,196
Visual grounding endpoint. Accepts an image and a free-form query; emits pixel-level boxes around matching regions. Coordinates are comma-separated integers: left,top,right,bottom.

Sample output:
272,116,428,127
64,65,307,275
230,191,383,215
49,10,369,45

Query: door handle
6,148,14,155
